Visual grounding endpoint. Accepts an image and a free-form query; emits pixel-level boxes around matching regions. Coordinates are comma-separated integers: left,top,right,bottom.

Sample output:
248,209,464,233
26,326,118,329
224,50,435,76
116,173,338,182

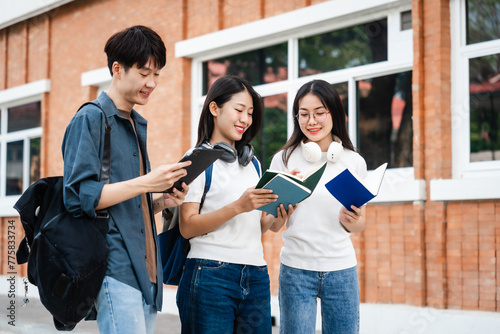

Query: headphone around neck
300,135,343,163
204,141,254,166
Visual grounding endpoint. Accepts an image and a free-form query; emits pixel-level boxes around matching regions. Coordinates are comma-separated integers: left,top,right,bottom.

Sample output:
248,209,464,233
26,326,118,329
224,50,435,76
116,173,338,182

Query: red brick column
414,0,452,309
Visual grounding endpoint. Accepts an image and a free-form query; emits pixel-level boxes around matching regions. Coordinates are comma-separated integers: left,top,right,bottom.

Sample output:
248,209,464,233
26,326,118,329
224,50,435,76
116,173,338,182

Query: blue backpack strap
251,157,261,177
200,164,213,210
204,164,213,193
199,156,259,209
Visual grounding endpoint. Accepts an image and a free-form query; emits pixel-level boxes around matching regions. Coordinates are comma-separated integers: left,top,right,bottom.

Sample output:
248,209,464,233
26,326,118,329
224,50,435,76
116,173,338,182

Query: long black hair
195,75,264,151
280,79,355,167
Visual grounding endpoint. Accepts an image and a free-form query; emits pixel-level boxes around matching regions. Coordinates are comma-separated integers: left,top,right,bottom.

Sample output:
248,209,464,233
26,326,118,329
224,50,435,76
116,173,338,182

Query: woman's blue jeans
176,258,272,334
279,264,359,334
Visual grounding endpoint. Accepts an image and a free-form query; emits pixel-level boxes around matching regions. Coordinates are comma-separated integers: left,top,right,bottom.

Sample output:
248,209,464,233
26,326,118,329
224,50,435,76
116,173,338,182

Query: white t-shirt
183,154,266,266
270,145,367,272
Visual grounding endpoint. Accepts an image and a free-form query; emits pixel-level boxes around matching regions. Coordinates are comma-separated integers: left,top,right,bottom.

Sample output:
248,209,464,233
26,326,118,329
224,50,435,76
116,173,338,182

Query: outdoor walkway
1,284,498,333
0,294,281,334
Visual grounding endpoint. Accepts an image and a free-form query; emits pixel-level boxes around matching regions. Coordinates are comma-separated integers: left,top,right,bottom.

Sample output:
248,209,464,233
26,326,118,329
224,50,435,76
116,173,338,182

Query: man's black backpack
14,102,110,331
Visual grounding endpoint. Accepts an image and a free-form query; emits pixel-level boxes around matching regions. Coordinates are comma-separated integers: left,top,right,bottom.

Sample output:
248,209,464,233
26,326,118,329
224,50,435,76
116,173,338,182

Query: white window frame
176,0,425,204
0,79,50,217
431,0,500,201
81,67,111,93
0,0,76,30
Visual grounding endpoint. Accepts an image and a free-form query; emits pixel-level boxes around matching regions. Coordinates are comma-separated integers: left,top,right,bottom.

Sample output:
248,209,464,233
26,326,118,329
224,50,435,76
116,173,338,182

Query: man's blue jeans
279,264,359,334
177,258,272,334
95,276,157,334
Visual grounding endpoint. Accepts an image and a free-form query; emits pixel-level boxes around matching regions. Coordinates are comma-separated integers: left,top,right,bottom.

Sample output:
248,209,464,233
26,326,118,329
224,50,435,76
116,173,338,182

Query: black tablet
163,148,224,193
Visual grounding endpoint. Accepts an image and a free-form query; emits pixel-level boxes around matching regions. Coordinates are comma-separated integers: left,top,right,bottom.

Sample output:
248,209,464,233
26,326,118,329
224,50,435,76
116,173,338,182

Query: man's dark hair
104,25,166,74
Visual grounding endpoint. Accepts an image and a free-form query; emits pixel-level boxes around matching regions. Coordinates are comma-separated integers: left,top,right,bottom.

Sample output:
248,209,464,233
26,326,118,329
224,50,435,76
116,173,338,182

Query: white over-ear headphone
300,135,343,163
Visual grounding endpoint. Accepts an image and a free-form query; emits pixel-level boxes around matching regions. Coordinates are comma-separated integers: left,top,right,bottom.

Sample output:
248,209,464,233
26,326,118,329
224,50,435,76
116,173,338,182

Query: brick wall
445,201,500,311
352,203,426,306
1,0,499,314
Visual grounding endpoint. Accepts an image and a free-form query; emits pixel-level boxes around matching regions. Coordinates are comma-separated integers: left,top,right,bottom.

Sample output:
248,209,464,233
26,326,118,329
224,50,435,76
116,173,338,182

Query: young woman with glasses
268,79,366,334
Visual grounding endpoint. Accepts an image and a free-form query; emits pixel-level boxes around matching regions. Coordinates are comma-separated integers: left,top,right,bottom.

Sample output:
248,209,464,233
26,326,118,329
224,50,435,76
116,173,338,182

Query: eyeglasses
295,112,330,124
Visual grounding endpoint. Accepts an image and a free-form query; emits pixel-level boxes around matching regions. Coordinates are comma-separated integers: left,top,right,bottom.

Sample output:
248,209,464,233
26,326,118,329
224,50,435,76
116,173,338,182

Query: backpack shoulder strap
251,157,261,177
76,101,111,219
199,156,260,210
76,101,111,185
77,101,110,132
199,164,213,211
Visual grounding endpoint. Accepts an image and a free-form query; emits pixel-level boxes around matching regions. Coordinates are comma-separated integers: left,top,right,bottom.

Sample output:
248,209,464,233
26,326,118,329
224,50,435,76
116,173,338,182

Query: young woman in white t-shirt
269,79,367,334
176,75,290,334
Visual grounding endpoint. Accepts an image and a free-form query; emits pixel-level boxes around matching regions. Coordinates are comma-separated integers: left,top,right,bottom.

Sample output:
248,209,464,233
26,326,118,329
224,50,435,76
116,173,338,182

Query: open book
256,162,327,216
324,162,388,210
163,147,224,193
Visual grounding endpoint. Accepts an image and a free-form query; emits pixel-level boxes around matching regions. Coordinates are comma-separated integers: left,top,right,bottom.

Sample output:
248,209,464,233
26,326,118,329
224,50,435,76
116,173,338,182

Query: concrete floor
0,294,280,334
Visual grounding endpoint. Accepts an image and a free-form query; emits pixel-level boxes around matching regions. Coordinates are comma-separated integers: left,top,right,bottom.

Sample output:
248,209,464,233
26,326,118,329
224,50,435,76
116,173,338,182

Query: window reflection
469,54,500,162
357,71,413,170
7,140,23,195
202,43,288,94
8,101,41,132
252,93,288,170
466,0,500,45
30,137,41,184
299,19,387,77
332,82,348,115
400,10,412,31
2,101,42,196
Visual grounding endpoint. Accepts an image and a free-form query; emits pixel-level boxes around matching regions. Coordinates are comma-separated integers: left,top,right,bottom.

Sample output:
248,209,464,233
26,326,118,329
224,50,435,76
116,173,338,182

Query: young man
62,25,189,333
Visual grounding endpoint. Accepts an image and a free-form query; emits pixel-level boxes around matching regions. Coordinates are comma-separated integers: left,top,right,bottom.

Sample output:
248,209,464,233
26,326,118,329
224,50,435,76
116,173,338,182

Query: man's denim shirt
62,92,162,310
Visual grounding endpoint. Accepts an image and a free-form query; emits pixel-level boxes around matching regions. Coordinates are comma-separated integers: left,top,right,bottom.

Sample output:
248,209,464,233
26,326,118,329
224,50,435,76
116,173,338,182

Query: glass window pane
8,101,41,132
7,140,23,195
202,43,288,94
253,93,288,170
467,0,500,45
299,19,387,77
30,137,41,184
332,82,349,115
469,53,500,162
401,10,412,31
357,71,413,170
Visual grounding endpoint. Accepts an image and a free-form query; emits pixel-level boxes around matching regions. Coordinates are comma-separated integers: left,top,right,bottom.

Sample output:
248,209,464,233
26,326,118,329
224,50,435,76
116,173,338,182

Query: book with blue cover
324,162,388,210
256,162,327,216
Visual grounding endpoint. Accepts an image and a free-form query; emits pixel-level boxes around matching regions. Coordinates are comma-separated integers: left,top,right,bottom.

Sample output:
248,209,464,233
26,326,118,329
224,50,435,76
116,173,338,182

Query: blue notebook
325,162,387,210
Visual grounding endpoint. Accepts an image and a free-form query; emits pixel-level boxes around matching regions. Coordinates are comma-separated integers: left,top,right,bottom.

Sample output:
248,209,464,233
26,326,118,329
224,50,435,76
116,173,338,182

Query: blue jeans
279,264,359,334
95,276,157,334
176,258,272,334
